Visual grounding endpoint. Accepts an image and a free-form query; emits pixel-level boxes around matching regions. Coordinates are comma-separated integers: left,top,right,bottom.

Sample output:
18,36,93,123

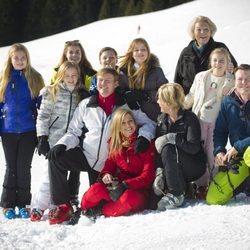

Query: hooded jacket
0,70,41,133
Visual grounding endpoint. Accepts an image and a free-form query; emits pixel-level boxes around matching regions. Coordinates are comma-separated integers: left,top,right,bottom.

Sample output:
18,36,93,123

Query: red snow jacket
100,141,156,190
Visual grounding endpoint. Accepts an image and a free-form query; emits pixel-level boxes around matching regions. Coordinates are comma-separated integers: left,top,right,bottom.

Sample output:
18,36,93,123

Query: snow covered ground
1,0,250,249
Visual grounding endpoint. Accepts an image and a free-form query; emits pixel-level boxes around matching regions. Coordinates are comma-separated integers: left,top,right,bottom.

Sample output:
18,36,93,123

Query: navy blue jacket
214,91,250,156
0,70,41,133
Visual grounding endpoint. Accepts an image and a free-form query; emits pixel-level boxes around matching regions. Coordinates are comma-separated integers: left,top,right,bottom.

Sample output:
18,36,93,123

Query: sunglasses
65,40,80,45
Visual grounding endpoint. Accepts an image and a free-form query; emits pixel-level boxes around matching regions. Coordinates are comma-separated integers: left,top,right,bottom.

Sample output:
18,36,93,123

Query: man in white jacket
47,67,156,225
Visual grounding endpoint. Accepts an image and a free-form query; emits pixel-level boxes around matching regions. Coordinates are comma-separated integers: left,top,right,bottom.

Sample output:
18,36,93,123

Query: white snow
1,0,250,249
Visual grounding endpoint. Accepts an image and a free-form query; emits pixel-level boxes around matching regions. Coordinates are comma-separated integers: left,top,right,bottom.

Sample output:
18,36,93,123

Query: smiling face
99,50,117,68
63,67,79,87
211,52,228,77
11,50,27,70
132,42,148,65
235,69,250,99
194,22,211,47
97,73,118,97
120,113,137,138
65,45,82,64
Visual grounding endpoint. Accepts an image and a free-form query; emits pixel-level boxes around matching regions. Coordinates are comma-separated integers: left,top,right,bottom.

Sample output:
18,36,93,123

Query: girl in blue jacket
0,43,45,219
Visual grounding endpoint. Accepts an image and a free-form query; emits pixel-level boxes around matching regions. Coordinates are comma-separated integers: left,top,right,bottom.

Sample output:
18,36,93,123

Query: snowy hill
0,0,250,249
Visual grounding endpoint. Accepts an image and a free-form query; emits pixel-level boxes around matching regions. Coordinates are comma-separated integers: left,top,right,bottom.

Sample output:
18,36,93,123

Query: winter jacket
100,138,156,190
174,38,237,94
0,70,41,133
156,109,204,156
36,83,89,147
119,55,168,121
184,69,234,121
214,90,250,156
51,66,96,90
57,91,156,172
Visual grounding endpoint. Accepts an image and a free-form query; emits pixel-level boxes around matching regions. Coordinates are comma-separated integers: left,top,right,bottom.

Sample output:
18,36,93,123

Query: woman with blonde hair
0,43,44,219
81,108,156,218
153,83,206,210
119,38,168,121
174,16,237,94
30,61,89,222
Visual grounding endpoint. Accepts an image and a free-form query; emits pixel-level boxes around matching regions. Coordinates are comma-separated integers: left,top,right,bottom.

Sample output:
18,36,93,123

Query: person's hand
37,136,50,157
215,152,226,166
153,168,165,196
155,133,176,154
47,144,66,161
134,136,150,154
223,147,238,163
109,182,129,201
102,173,113,184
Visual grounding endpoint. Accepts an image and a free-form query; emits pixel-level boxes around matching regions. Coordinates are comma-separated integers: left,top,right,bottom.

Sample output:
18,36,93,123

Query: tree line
0,0,192,47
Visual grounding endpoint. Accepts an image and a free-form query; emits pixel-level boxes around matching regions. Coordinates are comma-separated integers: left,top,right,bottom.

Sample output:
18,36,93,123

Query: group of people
0,15,250,225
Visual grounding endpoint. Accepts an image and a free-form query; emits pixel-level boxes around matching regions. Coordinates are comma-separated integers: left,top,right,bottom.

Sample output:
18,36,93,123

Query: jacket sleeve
36,87,54,137
175,112,202,154
56,99,87,149
213,100,229,155
125,143,156,189
234,137,250,155
174,51,184,86
184,75,196,109
100,156,117,178
130,105,156,141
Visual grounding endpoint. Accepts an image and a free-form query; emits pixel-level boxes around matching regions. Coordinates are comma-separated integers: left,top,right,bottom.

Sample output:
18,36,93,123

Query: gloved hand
109,182,129,201
155,133,176,154
153,168,165,196
134,136,150,155
37,136,50,157
47,144,66,161
124,90,150,110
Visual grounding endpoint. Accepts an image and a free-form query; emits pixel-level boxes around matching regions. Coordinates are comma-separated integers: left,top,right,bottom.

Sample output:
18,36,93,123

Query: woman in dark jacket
174,16,237,94
119,38,168,122
153,83,206,210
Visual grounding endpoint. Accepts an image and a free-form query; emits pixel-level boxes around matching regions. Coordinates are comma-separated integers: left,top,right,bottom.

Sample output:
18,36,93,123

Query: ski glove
109,182,129,201
124,89,150,110
155,133,177,154
134,136,150,155
153,168,165,196
37,136,50,158
47,144,66,161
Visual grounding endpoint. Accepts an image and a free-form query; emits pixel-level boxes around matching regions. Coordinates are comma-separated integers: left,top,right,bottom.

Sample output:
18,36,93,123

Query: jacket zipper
17,71,21,131
65,92,73,132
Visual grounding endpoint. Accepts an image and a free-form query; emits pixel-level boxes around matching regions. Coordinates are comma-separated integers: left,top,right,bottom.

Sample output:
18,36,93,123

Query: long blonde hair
0,43,44,102
119,38,152,90
49,61,81,102
109,108,137,158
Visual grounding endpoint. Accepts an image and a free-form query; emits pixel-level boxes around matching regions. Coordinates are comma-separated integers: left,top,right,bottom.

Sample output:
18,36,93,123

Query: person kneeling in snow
81,108,156,218
206,64,250,205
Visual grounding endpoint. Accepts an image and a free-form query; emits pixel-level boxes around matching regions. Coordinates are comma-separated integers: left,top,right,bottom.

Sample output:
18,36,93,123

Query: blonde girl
184,47,235,198
0,43,44,219
31,61,89,222
118,38,168,121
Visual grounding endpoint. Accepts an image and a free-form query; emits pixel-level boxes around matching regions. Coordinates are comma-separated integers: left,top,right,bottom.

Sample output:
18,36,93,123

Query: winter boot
30,208,44,222
3,208,16,219
49,203,73,225
157,193,184,211
18,207,31,218
82,199,107,220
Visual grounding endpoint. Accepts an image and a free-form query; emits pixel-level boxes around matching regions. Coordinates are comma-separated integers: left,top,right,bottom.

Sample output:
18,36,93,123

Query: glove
155,133,176,154
37,136,50,157
109,182,129,201
134,136,150,155
124,90,150,110
219,157,241,174
47,144,66,161
153,168,165,196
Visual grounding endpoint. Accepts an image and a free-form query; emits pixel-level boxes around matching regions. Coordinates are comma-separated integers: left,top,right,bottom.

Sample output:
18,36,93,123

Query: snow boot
157,193,184,211
30,208,44,222
49,203,73,225
3,208,16,219
18,207,30,218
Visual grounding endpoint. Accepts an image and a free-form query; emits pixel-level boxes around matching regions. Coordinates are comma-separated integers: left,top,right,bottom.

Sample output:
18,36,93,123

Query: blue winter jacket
0,70,41,133
214,90,250,156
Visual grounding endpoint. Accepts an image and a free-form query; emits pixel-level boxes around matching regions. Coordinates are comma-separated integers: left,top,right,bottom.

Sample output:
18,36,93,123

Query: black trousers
161,144,206,196
0,131,37,208
49,147,99,205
